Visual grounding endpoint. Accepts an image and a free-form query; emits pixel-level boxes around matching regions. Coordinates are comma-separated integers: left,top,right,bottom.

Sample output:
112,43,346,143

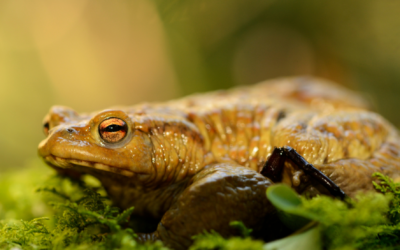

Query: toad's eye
99,118,128,143
43,122,50,136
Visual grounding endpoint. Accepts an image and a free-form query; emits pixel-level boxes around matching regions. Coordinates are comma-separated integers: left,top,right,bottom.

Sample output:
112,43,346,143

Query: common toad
38,77,400,249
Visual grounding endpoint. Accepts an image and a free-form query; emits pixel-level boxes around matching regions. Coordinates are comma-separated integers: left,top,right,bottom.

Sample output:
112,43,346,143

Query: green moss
0,161,168,250
267,173,400,250
1,160,400,249
190,232,264,250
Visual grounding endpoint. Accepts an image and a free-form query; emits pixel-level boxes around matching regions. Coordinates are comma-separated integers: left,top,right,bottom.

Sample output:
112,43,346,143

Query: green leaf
266,184,311,231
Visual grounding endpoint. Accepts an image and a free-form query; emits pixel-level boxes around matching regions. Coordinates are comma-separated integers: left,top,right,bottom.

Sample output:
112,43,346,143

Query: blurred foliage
0,160,51,221
1,0,400,169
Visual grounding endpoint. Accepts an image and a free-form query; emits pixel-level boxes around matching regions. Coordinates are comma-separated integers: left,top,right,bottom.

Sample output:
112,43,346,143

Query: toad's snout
39,123,92,157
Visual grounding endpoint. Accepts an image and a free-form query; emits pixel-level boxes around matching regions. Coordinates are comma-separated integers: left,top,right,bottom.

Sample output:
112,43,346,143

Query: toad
38,77,400,249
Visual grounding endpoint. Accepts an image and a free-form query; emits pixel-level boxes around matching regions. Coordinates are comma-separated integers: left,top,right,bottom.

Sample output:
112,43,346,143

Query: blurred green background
1,0,400,171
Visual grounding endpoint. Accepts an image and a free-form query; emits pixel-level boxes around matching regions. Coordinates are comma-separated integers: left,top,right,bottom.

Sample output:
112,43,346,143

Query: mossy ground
1,160,400,250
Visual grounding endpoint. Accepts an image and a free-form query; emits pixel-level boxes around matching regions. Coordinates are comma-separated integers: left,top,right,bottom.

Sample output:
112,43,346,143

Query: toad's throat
44,155,137,177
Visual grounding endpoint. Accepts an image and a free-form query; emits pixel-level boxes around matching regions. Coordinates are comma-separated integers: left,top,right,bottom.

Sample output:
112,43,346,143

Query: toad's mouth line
44,155,137,177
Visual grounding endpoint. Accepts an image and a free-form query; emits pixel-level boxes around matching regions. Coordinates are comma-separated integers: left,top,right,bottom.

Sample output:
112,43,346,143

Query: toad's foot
137,163,282,249
261,146,347,199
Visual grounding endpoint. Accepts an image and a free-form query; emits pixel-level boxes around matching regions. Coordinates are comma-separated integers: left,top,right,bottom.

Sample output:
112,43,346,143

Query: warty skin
38,76,400,249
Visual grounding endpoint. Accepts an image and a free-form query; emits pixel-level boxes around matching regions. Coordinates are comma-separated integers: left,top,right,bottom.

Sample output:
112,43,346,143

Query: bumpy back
166,76,400,196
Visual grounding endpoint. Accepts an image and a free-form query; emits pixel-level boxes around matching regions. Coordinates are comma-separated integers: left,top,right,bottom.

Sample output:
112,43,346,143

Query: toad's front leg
138,163,281,249
261,146,347,199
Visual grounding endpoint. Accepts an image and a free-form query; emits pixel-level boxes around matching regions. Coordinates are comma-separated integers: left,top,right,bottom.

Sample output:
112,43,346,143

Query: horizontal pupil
104,124,124,132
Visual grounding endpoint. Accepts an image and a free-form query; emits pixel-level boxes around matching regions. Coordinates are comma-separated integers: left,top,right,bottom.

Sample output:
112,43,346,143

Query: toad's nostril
67,128,74,133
